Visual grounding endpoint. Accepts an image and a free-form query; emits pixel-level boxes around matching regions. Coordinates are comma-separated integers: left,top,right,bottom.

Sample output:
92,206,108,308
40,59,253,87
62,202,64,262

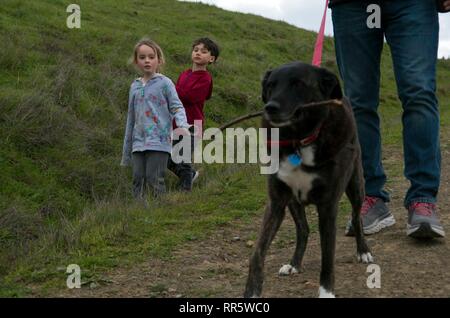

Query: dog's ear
261,70,272,103
318,68,343,100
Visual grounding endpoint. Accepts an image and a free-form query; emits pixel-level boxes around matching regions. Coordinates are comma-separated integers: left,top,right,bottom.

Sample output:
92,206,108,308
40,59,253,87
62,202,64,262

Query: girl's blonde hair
132,38,165,73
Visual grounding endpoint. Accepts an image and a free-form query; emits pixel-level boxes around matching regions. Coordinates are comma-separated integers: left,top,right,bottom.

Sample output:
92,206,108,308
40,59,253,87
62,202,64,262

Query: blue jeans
332,0,441,208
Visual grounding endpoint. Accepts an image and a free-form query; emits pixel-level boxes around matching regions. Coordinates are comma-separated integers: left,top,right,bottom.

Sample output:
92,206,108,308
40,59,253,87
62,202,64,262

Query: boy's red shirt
174,69,212,134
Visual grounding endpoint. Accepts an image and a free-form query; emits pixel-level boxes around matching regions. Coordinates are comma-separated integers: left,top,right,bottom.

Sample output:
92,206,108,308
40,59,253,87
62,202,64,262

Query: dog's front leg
317,202,338,298
244,196,289,298
279,200,309,276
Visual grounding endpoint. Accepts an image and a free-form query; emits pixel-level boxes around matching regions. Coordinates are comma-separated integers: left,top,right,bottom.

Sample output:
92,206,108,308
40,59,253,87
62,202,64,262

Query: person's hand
179,127,191,136
445,0,450,11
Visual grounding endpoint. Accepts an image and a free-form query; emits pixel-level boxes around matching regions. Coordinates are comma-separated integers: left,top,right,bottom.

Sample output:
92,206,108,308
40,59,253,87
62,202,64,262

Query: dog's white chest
277,146,318,202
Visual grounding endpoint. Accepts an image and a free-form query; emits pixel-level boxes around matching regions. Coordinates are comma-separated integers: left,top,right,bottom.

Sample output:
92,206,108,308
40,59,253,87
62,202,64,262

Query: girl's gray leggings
132,150,169,198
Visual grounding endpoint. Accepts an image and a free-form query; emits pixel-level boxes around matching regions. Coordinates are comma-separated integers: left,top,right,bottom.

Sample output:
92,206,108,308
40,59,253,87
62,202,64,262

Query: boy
168,37,220,191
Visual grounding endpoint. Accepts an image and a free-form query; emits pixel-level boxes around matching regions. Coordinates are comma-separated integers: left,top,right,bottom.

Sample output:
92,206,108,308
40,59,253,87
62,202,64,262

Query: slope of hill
0,0,449,296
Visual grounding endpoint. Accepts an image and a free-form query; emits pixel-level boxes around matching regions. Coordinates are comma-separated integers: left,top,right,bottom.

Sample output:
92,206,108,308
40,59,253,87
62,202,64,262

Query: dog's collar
267,123,323,148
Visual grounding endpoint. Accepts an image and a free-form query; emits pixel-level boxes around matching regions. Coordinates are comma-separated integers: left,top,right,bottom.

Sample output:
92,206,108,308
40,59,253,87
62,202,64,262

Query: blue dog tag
288,153,302,167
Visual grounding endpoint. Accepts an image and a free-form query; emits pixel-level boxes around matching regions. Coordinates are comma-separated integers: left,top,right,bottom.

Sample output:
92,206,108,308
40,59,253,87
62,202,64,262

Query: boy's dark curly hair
192,37,220,62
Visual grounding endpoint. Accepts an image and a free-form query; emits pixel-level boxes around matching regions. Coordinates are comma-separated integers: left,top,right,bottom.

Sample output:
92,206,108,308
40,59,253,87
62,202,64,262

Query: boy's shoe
407,202,445,239
179,170,199,192
179,174,193,192
345,196,396,236
192,170,199,184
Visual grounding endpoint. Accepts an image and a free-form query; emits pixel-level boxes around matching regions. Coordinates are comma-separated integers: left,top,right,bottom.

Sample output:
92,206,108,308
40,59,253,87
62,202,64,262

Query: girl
121,39,190,199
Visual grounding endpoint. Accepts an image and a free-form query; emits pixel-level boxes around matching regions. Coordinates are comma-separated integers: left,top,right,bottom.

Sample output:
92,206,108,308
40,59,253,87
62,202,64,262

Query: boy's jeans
168,135,196,188
332,0,441,208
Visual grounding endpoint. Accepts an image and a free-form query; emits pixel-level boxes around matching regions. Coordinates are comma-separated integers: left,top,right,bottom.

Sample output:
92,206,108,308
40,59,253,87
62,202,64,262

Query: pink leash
312,0,329,67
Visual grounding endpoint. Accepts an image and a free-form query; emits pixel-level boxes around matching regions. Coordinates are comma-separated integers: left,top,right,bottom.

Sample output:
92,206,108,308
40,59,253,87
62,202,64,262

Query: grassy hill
0,0,449,296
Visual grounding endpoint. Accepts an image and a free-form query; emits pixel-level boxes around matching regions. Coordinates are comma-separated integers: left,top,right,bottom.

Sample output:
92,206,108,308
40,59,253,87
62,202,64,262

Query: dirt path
55,140,450,298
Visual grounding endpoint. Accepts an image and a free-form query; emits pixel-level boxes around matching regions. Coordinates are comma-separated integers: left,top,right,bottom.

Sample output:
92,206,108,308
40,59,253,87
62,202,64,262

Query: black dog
244,62,373,298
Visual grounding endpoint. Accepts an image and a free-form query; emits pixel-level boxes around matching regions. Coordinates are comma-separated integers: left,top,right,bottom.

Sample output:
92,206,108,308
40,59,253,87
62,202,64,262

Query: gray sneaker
345,196,396,236
407,202,445,239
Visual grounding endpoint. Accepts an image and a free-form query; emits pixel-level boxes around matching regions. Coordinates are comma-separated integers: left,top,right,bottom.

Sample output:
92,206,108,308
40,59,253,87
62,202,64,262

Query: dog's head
262,62,342,129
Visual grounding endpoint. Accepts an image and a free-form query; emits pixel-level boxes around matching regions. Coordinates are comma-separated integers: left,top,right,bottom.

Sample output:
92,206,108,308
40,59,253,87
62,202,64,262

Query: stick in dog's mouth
217,99,343,132
265,99,343,127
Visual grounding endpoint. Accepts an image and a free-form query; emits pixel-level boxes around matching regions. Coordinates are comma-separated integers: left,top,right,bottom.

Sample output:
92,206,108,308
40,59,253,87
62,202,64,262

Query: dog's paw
243,291,261,298
318,287,335,298
357,252,374,264
278,264,299,276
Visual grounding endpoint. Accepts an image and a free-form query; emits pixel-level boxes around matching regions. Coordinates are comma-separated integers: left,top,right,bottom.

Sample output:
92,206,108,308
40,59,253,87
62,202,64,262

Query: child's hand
173,126,192,138
179,127,191,136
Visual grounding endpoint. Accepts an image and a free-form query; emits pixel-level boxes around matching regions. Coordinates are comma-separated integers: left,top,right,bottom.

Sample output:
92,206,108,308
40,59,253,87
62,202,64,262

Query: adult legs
332,1,389,202
383,0,441,207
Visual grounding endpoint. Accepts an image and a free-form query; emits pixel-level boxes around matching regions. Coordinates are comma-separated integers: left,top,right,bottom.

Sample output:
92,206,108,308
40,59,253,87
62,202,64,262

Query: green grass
0,0,449,296
1,163,268,296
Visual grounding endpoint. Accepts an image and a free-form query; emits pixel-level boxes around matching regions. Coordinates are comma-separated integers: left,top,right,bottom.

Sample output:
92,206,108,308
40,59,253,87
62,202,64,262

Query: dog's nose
264,101,280,115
